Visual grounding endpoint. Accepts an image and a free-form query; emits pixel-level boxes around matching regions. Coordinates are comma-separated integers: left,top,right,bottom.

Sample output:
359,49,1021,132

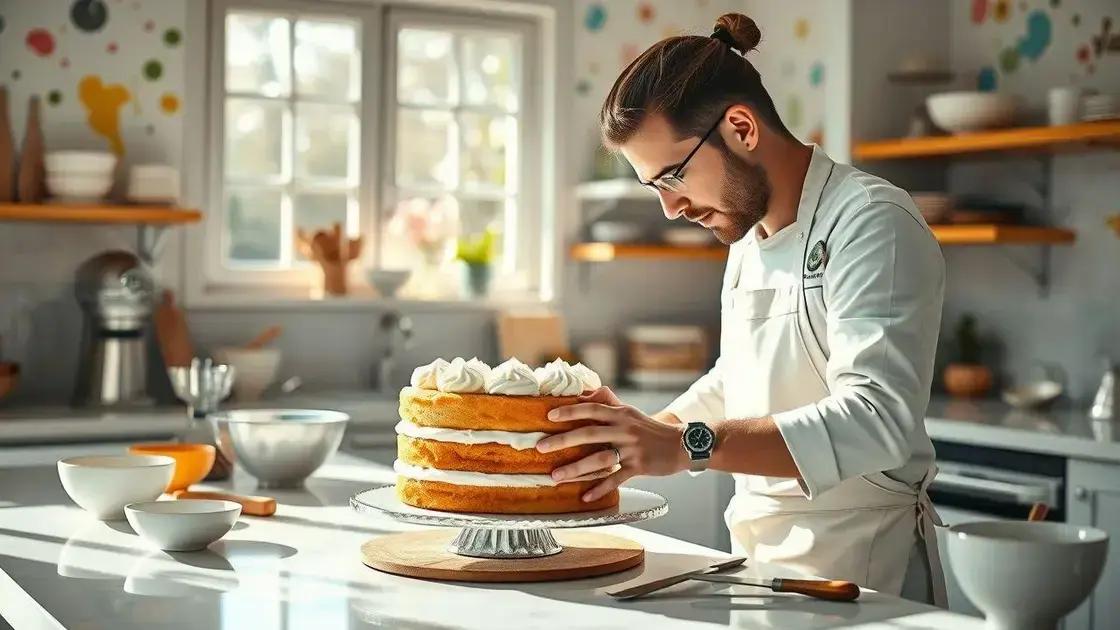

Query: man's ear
724,105,760,151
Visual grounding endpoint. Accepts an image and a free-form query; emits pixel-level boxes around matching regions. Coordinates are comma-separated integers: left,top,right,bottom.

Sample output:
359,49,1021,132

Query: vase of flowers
456,228,498,299
388,196,460,299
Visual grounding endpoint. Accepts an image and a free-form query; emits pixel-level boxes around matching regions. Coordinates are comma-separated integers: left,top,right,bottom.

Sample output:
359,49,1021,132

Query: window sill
185,285,550,312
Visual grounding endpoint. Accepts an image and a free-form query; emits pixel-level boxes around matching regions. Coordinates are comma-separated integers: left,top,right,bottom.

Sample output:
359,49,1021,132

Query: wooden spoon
245,325,282,350
173,489,277,517
1028,502,1050,522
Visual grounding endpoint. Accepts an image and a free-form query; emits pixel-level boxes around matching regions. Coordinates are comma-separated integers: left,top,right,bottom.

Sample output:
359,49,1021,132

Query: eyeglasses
639,115,723,194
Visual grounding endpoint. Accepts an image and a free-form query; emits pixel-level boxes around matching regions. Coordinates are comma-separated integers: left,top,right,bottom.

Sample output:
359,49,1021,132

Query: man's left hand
535,387,688,503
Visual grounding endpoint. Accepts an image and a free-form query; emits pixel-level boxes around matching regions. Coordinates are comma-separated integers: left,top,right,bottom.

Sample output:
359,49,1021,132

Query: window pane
226,13,290,97
225,99,285,178
462,33,518,111
296,104,357,180
397,29,455,106
295,19,359,101
226,188,282,263
460,113,514,191
293,193,350,260
396,109,455,189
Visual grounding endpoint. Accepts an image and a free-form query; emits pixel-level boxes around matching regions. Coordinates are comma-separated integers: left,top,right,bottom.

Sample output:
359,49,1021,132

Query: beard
703,148,771,245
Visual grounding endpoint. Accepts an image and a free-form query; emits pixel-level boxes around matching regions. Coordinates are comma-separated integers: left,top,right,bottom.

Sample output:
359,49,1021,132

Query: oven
929,440,1067,618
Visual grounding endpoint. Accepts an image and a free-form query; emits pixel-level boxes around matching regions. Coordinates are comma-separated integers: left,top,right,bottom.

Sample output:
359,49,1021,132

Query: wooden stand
360,529,644,583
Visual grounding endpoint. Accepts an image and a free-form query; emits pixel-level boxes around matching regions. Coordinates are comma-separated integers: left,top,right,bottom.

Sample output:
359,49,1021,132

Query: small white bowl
127,164,180,204
367,269,412,298
213,347,282,401
1002,381,1063,409
46,173,114,203
125,500,241,551
44,150,117,175
946,521,1108,630
589,221,644,243
927,92,1018,134
58,455,175,520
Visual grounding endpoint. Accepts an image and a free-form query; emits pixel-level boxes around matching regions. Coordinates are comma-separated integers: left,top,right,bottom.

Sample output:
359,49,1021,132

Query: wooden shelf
570,242,727,262
0,203,202,225
929,224,1076,245
853,120,1120,160
576,179,651,201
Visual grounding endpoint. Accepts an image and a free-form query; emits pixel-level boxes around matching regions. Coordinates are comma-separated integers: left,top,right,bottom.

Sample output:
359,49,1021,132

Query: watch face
685,425,714,453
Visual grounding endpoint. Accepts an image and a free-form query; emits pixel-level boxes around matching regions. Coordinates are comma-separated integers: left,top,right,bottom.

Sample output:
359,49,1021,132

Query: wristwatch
682,421,716,472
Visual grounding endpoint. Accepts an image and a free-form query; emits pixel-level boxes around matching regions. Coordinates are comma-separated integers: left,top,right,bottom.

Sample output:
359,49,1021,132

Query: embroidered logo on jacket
806,240,827,272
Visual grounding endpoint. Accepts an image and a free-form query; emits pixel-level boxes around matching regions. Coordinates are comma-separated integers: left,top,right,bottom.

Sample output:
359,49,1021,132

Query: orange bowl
128,443,216,492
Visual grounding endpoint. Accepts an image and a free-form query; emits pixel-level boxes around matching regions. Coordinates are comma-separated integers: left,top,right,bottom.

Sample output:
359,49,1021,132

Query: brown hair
599,13,791,148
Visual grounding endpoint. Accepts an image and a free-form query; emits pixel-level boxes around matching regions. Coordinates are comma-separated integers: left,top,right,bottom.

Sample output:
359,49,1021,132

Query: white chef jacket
664,145,945,501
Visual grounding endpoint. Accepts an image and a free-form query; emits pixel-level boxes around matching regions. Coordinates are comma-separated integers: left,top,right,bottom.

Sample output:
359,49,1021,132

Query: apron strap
916,467,948,608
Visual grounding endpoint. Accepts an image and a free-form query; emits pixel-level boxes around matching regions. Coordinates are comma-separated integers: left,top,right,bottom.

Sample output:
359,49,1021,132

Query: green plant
456,228,499,266
955,314,982,364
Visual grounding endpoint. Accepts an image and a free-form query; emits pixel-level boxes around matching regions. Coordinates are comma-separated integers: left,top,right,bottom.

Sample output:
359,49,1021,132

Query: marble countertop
0,444,977,630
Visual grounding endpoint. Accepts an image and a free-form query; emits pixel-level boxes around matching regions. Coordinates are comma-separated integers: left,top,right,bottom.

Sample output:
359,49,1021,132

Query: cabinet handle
1074,486,1090,501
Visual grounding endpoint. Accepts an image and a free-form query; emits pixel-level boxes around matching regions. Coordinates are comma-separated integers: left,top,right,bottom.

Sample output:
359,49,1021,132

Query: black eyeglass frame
638,115,724,193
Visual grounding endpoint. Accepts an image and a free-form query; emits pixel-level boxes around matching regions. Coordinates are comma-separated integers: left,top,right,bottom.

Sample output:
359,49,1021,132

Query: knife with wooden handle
173,490,277,517
692,574,861,601
607,556,747,600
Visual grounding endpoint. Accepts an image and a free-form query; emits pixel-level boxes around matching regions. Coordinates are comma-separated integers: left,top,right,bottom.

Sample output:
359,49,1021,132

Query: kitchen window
201,1,545,300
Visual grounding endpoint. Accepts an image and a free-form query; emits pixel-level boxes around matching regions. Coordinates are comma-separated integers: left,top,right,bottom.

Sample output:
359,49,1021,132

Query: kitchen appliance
929,440,1066,618
73,251,156,407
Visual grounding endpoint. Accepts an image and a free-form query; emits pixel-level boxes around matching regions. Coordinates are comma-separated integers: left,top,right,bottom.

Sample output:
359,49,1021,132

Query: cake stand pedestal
350,485,667,583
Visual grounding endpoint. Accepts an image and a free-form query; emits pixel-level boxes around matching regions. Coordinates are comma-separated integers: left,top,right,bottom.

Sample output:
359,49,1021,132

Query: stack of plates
910,192,952,225
1082,94,1119,122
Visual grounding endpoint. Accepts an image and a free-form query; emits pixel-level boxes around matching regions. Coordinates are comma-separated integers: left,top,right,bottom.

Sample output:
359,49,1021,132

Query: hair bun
714,13,761,54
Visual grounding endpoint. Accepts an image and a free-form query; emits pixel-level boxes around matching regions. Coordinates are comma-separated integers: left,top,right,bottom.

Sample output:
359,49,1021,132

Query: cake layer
398,434,598,474
400,386,596,433
397,476,619,514
394,420,548,450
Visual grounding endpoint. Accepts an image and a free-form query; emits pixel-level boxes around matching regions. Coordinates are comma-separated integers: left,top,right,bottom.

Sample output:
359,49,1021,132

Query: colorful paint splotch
10,70,20,81
637,3,655,24
159,93,179,114
1050,0,1060,7
584,4,607,32
809,62,824,87
26,29,56,57
1017,11,1051,61
107,41,118,54
1077,44,1091,63
78,75,131,155
143,59,162,81
61,57,70,69
794,18,809,40
994,0,1011,23
70,0,108,33
47,90,63,106
163,28,180,47
575,80,592,96
971,0,987,24
999,47,1020,73
977,66,997,91
1073,13,1081,27
620,43,640,67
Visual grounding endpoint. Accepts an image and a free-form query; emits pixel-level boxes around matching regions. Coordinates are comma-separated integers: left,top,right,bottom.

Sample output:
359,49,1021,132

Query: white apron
720,164,948,606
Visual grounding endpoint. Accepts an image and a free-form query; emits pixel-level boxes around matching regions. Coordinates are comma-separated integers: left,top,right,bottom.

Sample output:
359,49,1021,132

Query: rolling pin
173,490,277,517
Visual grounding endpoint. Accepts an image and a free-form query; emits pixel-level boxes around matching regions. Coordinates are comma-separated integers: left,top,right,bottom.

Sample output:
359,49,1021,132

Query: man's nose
657,190,688,220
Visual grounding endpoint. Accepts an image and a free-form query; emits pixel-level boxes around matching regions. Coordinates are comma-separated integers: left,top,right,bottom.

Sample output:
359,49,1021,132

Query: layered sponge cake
395,357,619,514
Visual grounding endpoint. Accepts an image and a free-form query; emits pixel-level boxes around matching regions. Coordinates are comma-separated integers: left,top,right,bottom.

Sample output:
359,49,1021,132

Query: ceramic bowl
589,221,644,243
210,409,349,488
44,150,117,175
125,499,241,551
212,347,281,401
927,92,1018,134
1001,381,1063,410
46,173,114,202
57,455,175,520
128,443,216,492
367,269,412,298
946,521,1108,630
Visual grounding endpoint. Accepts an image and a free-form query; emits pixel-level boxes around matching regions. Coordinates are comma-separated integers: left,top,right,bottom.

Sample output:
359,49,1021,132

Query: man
536,14,947,604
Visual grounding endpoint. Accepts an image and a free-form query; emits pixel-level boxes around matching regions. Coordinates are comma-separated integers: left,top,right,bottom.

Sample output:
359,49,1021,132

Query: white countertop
0,444,979,630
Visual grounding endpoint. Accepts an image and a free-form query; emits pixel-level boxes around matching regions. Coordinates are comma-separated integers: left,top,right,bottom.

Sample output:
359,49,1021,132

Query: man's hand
535,387,688,503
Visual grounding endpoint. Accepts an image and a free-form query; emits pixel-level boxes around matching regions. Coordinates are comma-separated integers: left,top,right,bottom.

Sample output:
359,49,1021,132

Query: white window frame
183,0,562,306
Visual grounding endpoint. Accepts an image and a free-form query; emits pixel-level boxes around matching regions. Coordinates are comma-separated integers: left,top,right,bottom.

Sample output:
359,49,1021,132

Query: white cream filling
395,420,547,451
394,459,619,488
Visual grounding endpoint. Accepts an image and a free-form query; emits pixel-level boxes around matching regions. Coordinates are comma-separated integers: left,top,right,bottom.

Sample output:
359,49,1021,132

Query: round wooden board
360,530,644,583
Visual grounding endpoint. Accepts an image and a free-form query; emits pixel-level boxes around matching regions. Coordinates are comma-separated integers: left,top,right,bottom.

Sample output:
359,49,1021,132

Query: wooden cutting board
360,530,643,582
496,311,572,365
154,289,194,368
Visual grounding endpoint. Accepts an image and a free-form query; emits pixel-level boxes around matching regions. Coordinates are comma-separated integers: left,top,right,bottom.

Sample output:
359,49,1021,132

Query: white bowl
125,499,241,551
589,221,644,243
1002,381,1063,409
58,455,175,520
127,164,180,204
213,347,282,401
44,150,117,175
946,521,1108,630
46,173,114,202
367,269,412,298
927,92,1018,134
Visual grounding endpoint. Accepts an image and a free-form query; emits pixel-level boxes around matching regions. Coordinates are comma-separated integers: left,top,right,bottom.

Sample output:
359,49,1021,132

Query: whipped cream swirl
410,358,450,390
571,362,602,392
485,358,540,396
534,359,584,396
436,357,488,393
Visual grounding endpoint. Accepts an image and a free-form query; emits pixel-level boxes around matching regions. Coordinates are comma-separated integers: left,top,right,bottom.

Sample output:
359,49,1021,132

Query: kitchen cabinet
1066,459,1120,630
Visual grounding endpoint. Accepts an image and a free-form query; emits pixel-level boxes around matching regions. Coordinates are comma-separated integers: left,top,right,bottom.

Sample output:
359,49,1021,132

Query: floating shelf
929,224,1076,245
570,242,727,262
0,203,202,224
575,179,650,201
853,120,1120,160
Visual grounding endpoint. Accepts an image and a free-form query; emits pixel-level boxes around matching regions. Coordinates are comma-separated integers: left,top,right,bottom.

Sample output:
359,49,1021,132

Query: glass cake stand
350,484,668,559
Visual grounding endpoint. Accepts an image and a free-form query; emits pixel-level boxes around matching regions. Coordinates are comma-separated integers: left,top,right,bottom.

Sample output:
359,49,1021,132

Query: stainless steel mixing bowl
209,409,349,488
